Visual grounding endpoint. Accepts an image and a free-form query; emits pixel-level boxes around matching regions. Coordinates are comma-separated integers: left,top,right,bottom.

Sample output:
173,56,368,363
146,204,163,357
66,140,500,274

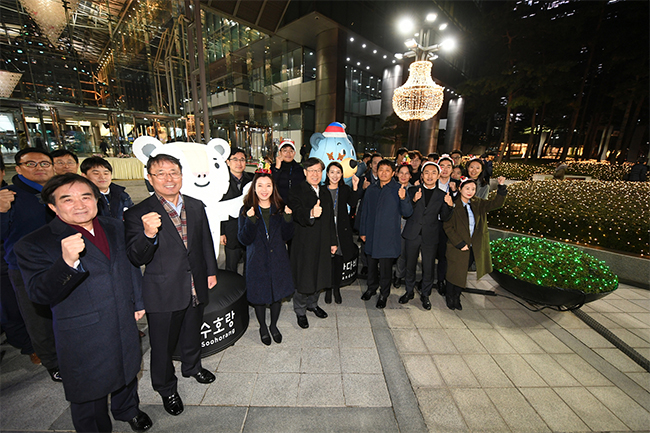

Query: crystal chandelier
18,0,79,46
392,61,444,122
0,71,23,98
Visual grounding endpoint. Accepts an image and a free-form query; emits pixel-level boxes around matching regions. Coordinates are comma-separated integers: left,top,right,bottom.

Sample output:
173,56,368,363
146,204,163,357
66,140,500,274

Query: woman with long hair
238,169,294,345
466,158,489,199
443,176,507,310
323,162,359,304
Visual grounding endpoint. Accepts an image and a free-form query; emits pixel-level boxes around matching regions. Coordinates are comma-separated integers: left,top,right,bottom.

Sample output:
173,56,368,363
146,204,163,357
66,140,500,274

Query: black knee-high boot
269,301,282,343
254,305,271,345
324,289,332,304
445,282,456,310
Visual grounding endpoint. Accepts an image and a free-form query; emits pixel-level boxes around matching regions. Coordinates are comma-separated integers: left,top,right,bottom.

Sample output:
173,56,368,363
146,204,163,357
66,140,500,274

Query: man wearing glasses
51,149,80,175
124,154,218,417
0,148,61,381
220,148,253,274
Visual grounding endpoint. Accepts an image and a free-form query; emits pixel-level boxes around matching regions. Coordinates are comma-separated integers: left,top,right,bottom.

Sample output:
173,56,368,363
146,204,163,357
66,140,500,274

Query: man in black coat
220,148,253,273
289,157,337,329
124,154,218,417
15,174,152,432
400,162,454,310
80,156,134,221
272,139,305,203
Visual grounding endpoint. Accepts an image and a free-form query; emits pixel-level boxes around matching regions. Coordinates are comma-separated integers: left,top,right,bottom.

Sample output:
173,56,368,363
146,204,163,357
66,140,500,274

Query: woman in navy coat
323,162,360,304
238,170,294,345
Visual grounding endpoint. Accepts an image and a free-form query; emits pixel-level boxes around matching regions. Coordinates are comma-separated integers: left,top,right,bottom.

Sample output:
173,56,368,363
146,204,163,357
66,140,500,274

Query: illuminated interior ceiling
0,0,169,70
202,0,291,34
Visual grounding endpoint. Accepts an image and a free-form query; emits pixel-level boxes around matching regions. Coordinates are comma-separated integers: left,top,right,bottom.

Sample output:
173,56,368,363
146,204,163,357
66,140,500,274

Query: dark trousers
146,304,204,397
224,246,244,274
367,256,394,298
70,377,140,433
293,292,319,316
436,228,448,284
1,270,33,354
331,254,344,290
395,237,407,279
8,269,57,369
405,236,437,297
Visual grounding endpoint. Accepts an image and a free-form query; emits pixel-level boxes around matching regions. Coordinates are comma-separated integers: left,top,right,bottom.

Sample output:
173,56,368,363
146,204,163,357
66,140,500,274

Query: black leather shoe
324,290,332,304
445,294,456,310
192,368,215,384
259,328,271,346
393,273,403,289
334,288,342,304
270,327,282,343
361,289,375,301
127,410,153,432
398,292,414,304
437,281,446,297
297,315,309,329
454,296,463,311
421,295,431,310
376,295,387,309
162,393,184,416
307,306,328,318
48,368,62,382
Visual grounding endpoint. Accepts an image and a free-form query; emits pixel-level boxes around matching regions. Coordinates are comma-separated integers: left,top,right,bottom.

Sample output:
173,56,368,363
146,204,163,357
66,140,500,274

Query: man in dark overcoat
359,159,413,309
400,162,453,310
14,174,152,432
124,153,218,417
289,157,337,329
220,147,253,273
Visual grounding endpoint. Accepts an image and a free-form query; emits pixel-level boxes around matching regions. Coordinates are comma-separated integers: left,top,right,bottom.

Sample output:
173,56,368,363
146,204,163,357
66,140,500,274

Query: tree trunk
609,98,633,163
618,95,645,162
525,107,538,160
496,93,513,163
559,1,606,160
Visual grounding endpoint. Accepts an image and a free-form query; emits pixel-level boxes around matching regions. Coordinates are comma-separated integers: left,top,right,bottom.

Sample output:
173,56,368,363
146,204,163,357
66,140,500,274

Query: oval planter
490,270,617,309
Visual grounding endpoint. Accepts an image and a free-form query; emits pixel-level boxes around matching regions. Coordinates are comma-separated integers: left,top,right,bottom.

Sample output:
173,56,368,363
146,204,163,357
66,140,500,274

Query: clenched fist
444,191,453,206
62,233,85,268
413,187,423,202
142,212,161,238
311,199,322,218
351,174,360,191
362,178,370,190
284,205,292,214
246,207,255,218
0,189,16,213
398,184,406,200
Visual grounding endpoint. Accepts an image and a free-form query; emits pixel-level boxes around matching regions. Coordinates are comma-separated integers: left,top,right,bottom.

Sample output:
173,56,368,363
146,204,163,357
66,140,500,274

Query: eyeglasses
229,158,246,163
149,171,182,179
19,161,52,168
306,168,322,173
54,161,77,167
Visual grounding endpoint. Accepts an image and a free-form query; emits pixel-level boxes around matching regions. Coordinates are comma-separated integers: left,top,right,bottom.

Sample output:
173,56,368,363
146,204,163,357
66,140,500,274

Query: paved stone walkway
1,178,648,432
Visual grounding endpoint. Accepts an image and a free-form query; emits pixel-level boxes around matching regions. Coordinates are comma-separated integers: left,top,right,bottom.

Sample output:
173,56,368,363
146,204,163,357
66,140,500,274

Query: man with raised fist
288,157,337,329
124,153,218,418
358,159,413,309
14,174,152,433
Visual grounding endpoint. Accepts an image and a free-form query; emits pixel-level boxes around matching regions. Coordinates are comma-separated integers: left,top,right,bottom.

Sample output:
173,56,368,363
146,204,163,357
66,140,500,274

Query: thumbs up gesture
398,184,406,200
311,199,322,218
62,233,85,268
413,187,423,202
444,190,453,206
246,207,255,217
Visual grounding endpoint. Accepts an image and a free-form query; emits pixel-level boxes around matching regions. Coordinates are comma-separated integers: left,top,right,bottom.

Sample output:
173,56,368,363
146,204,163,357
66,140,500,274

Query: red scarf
62,217,111,260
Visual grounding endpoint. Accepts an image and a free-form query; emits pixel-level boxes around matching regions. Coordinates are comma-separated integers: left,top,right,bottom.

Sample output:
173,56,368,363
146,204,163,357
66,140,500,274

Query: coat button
270,249,273,253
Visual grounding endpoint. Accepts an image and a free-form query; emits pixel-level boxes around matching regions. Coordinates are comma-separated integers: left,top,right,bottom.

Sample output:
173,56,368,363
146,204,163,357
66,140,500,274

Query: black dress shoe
192,368,216,384
421,295,431,310
376,295,387,309
454,296,463,311
393,273,403,289
297,315,309,329
270,327,282,343
361,289,375,301
127,410,153,432
324,290,332,304
162,392,184,416
307,306,328,318
48,368,62,382
398,292,414,304
333,288,342,304
259,328,271,346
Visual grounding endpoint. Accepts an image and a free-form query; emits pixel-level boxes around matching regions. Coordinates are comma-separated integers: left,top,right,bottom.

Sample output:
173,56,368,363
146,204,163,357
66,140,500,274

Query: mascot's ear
310,133,325,151
347,134,356,158
208,138,230,160
133,136,163,164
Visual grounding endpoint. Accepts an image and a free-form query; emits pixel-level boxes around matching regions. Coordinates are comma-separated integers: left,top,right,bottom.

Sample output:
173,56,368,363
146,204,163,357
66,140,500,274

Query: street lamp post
392,15,455,150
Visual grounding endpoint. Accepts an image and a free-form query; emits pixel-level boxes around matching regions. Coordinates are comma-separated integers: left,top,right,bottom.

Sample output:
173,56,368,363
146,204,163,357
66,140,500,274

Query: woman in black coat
323,162,360,304
238,172,294,345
